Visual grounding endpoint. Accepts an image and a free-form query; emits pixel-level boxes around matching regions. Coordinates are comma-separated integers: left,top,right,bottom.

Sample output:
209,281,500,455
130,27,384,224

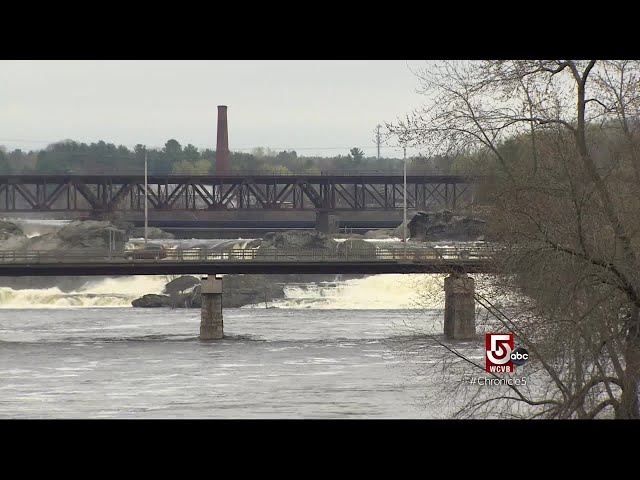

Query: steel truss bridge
0,246,494,276
0,172,478,213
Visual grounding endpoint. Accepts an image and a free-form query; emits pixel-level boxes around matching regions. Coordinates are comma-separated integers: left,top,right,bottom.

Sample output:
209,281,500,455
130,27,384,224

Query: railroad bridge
0,172,477,213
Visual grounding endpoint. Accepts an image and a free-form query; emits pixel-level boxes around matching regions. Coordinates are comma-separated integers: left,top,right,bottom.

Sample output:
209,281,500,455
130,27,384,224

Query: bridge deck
0,247,494,276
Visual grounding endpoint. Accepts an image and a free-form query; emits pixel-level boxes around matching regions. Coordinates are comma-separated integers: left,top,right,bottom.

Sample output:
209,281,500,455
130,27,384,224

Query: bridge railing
0,246,495,264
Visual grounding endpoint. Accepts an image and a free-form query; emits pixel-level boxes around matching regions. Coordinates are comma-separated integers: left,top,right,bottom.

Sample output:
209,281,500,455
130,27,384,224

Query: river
0,272,464,418
0,223,475,418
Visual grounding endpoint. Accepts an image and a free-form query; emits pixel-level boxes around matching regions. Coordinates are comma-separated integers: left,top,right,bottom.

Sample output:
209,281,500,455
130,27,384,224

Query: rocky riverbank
406,210,487,241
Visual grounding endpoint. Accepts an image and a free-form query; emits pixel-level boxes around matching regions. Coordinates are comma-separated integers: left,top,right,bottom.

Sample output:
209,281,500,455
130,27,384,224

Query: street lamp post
144,150,148,246
376,124,382,167
403,145,407,259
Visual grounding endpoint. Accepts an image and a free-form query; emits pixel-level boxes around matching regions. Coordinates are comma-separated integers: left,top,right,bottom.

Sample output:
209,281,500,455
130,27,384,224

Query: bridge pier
315,210,339,235
444,273,476,340
200,275,224,340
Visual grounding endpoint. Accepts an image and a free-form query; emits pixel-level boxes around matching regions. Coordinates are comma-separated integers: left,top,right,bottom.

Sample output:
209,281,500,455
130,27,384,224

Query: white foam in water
251,274,448,310
0,272,507,311
0,275,167,308
0,272,510,311
79,275,167,297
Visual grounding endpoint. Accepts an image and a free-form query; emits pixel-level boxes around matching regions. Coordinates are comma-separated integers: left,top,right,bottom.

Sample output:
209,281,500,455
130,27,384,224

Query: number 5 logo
486,334,513,364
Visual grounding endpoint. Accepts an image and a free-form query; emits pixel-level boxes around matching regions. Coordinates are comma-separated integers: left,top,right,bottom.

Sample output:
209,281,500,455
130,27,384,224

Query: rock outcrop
20,220,128,252
163,275,201,296
131,294,172,308
0,220,26,242
132,274,287,309
0,220,130,291
133,273,368,309
0,220,28,249
401,210,487,242
247,230,338,251
246,230,339,261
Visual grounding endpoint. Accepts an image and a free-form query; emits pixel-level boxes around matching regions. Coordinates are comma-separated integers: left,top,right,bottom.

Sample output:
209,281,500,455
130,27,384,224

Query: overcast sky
0,60,429,158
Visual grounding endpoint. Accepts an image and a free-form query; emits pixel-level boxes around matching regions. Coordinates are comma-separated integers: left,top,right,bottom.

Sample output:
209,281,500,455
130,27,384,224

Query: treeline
0,139,461,175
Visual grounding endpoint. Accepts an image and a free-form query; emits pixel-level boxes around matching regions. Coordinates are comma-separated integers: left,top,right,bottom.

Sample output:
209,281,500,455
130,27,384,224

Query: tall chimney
215,105,230,175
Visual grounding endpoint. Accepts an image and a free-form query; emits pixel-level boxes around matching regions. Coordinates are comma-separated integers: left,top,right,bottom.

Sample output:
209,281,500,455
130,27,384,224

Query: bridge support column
315,210,339,235
444,273,476,340
200,275,223,340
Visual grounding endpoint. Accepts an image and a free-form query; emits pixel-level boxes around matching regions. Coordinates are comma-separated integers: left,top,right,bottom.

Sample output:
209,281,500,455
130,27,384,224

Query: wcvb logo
485,333,529,373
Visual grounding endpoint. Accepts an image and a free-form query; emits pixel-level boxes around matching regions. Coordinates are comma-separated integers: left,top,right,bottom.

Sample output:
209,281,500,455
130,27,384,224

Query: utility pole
144,149,148,246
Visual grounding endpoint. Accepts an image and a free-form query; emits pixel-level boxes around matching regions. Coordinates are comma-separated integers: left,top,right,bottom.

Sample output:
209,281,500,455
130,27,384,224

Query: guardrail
0,246,494,264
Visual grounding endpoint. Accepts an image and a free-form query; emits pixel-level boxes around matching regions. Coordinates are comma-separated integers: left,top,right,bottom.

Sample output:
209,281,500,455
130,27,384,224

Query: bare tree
388,60,640,418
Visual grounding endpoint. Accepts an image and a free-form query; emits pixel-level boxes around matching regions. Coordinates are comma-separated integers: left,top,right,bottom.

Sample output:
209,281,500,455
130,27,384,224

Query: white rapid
247,272,506,310
249,274,448,310
0,275,167,308
0,273,447,310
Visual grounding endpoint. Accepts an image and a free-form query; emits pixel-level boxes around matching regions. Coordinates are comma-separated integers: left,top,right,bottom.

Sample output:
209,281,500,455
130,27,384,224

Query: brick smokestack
215,105,230,175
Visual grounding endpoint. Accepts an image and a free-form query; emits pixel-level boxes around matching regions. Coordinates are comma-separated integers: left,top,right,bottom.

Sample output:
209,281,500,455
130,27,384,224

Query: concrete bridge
0,245,492,342
0,245,493,275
